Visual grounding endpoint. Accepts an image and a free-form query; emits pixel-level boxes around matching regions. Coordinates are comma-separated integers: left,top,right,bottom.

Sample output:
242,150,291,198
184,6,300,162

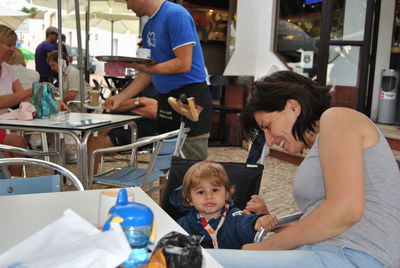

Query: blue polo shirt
142,1,206,93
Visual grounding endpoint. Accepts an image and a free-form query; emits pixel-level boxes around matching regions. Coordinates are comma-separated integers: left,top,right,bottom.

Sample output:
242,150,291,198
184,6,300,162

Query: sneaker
167,96,202,121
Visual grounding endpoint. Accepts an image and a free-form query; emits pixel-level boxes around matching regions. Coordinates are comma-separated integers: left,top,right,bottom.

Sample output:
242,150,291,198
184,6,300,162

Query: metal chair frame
89,128,189,192
0,157,84,192
0,144,61,179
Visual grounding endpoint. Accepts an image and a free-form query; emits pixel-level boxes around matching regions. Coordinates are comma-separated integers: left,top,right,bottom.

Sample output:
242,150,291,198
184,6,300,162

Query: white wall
223,0,287,79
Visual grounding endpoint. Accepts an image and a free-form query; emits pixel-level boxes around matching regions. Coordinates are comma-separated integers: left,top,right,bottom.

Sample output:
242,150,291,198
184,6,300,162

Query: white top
62,65,80,98
0,188,222,267
0,62,17,114
11,64,39,90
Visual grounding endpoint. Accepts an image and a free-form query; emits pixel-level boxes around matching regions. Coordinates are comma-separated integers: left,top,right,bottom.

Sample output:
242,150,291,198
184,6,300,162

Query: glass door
317,0,379,113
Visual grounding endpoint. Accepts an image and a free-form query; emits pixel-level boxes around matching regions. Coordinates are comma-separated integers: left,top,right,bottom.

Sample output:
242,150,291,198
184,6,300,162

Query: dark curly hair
241,71,331,146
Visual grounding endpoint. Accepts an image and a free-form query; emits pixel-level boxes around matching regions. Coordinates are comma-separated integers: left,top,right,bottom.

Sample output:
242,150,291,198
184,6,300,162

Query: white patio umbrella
63,11,139,54
0,6,30,30
27,0,128,13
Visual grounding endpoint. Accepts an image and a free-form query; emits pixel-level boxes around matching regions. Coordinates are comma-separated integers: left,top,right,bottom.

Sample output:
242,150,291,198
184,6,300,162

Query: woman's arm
243,108,371,250
12,79,25,93
0,80,32,109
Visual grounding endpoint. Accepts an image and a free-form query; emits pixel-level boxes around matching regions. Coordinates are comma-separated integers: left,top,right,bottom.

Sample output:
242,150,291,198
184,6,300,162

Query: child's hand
244,195,269,214
254,214,277,232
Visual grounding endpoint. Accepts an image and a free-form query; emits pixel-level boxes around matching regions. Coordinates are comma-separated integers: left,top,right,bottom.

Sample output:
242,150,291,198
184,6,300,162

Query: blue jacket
177,206,263,249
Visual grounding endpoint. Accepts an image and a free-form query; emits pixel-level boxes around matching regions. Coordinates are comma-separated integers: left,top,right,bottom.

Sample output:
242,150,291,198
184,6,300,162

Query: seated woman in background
6,48,39,89
205,70,400,268
0,25,34,176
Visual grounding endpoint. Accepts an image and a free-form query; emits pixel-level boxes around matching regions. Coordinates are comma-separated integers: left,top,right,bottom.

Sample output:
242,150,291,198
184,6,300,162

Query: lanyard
197,204,229,249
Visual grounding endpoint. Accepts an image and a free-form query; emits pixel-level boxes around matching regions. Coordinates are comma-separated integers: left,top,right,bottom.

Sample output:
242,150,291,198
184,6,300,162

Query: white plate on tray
96,55,156,65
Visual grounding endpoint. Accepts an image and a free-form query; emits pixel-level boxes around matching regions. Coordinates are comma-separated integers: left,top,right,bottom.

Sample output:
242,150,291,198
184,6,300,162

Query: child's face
48,60,59,72
189,180,229,221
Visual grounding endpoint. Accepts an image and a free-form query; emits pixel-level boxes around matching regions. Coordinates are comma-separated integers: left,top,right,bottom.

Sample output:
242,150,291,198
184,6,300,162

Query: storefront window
277,0,349,79
331,0,365,41
327,45,359,86
393,0,400,49
277,0,323,79
185,5,229,43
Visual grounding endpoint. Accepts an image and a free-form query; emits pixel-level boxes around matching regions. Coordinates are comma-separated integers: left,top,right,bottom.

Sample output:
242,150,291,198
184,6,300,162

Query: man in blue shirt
104,0,212,160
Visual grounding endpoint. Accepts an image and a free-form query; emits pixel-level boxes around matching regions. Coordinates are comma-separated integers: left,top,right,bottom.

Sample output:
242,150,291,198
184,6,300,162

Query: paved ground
25,140,299,218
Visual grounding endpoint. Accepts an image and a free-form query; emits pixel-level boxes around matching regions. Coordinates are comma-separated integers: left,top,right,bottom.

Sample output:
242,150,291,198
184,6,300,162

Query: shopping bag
145,231,203,268
31,82,59,119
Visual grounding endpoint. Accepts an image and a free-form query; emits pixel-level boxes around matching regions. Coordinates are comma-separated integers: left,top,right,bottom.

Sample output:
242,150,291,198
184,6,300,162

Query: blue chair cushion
93,167,164,187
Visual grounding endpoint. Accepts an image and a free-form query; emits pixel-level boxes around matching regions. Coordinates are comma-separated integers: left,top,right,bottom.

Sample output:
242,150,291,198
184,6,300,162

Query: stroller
164,95,303,234
161,133,268,221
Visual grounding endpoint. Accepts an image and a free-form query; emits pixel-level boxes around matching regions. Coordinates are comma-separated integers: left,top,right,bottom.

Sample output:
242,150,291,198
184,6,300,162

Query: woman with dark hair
206,71,400,268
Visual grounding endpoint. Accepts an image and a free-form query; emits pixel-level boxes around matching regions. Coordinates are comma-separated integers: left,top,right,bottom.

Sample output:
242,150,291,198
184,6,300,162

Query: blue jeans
206,245,386,268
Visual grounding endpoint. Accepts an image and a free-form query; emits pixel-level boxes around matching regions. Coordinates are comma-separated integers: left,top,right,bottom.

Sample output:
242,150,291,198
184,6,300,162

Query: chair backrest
0,158,84,191
0,175,61,196
162,157,264,220
152,138,177,171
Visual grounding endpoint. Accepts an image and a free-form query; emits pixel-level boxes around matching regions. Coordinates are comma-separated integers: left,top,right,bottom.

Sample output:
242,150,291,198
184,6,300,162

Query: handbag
31,82,59,119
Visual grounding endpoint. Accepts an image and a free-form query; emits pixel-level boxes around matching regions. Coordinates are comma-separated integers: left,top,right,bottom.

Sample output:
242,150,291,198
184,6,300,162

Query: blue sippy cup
103,189,154,268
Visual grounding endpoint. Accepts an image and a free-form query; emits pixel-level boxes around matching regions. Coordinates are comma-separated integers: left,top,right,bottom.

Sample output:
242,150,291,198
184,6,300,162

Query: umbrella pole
111,20,115,56
57,0,63,102
85,0,90,83
74,0,85,113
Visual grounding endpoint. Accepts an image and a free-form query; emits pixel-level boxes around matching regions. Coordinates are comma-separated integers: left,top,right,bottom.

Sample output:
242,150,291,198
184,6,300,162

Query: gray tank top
293,126,400,268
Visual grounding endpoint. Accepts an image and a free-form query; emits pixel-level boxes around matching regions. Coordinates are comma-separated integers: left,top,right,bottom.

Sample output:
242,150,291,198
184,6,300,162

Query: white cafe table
0,112,139,189
0,188,223,268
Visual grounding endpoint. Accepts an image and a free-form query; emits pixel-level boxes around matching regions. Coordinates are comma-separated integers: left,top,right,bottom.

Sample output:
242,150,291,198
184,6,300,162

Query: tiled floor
25,144,299,218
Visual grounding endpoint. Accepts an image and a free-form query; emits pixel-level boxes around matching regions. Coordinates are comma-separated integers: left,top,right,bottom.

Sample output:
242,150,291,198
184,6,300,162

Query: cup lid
103,189,154,230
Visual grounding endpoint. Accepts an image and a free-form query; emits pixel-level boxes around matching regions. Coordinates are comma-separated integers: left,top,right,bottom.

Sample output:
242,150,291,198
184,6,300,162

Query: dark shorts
157,82,212,137
108,116,156,146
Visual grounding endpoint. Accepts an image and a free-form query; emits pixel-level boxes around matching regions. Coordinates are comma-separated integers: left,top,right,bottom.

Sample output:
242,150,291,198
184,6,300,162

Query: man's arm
130,44,193,75
111,97,157,119
63,90,78,103
103,72,152,111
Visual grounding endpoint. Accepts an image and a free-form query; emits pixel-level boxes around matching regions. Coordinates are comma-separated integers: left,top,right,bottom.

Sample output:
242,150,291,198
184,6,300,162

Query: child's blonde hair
0,25,17,45
182,160,234,205
7,48,26,66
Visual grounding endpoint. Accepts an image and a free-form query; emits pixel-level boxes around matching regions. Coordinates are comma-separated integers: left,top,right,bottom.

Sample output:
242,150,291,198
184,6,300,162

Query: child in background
177,160,277,249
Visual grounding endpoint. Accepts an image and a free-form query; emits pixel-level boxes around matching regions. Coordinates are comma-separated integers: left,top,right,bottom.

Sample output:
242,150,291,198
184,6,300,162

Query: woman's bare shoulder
320,107,379,148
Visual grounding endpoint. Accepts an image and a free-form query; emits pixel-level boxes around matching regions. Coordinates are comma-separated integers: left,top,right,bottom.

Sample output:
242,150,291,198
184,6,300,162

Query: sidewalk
25,144,299,218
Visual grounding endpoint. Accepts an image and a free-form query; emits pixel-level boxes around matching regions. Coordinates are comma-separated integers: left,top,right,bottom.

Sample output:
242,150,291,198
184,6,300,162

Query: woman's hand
242,242,267,250
243,195,269,214
254,214,277,232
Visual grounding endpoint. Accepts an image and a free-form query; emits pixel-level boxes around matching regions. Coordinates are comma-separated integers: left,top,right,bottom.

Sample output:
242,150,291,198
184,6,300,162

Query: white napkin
0,209,131,268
